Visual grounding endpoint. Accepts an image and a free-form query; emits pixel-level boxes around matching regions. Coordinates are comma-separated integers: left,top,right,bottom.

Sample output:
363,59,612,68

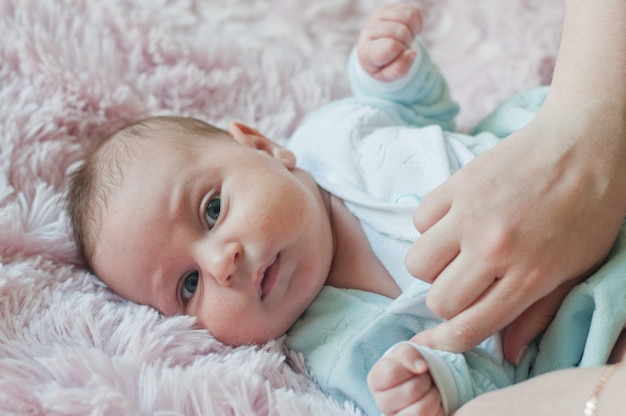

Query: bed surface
0,0,561,414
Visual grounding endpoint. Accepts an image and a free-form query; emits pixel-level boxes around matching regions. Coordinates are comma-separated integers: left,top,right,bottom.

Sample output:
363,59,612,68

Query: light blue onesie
285,38,626,415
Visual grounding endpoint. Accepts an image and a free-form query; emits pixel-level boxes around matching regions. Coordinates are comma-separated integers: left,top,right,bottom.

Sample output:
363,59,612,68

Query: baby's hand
357,3,423,82
367,343,445,416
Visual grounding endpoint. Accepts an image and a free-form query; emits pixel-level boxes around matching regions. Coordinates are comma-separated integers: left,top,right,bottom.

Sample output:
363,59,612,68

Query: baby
66,3,626,416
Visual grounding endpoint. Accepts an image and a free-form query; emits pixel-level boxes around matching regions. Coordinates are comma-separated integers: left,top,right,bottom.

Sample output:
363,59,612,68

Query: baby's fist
368,343,444,416
357,3,423,82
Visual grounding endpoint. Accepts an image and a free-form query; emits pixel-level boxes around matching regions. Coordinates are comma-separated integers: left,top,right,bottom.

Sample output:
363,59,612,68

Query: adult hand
407,0,626,362
407,107,626,362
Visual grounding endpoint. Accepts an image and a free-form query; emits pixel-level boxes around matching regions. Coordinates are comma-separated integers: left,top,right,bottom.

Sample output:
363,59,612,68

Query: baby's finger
383,342,429,373
373,49,417,82
373,373,434,416
363,20,416,48
368,358,417,392
365,38,407,69
368,343,427,390
374,3,423,39
395,388,445,416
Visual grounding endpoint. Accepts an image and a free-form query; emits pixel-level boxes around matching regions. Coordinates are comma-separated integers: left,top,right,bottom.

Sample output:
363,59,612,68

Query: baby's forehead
94,118,230,195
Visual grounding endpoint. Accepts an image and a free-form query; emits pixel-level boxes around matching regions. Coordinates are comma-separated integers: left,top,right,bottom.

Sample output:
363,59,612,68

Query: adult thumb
502,283,573,364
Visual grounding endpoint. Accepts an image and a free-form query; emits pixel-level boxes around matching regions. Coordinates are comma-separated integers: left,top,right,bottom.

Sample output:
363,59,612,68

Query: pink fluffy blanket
0,0,561,414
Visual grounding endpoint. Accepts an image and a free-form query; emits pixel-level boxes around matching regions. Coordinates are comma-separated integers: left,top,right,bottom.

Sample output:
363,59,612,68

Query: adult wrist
532,96,626,218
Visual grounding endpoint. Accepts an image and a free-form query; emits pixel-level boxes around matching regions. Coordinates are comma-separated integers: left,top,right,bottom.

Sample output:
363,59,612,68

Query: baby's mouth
258,254,279,299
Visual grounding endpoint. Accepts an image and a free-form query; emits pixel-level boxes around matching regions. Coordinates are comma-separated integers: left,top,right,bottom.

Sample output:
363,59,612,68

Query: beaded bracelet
584,362,623,416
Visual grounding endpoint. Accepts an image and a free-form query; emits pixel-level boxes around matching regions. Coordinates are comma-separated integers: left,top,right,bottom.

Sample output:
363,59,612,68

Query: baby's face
91,126,333,345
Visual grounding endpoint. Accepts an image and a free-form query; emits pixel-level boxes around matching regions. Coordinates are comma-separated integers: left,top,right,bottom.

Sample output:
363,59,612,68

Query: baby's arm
357,3,422,83
349,2,458,130
368,343,445,416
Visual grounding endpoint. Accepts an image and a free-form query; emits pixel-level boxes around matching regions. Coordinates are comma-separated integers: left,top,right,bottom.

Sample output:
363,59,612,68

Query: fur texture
0,0,561,414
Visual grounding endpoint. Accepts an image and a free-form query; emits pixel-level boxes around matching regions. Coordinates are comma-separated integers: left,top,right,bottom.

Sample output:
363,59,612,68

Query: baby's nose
198,240,242,286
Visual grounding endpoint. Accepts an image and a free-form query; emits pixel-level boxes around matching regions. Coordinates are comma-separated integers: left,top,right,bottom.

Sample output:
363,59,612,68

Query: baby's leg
368,342,445,416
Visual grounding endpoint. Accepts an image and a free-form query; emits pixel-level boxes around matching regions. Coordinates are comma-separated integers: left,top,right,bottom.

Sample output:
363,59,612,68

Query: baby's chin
210,332,273,347
206,321,292,347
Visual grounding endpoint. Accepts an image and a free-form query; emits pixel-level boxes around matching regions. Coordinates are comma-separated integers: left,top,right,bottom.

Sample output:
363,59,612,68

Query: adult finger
502,276,584,364
412,277,538,352
425,252,497,319
412,184,452,234
405,213,459,283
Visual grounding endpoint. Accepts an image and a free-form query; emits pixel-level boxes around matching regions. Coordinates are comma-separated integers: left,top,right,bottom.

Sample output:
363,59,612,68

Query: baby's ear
227,121,296,169
227,121,264,147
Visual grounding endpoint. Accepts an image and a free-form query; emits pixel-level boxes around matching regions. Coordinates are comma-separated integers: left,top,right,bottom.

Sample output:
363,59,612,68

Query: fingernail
414,358,428,373
515,345,528,366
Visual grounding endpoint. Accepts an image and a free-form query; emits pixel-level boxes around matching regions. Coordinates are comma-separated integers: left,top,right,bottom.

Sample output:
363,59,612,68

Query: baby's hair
66,116,229,269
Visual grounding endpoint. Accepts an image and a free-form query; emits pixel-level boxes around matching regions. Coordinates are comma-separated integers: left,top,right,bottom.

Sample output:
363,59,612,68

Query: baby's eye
205,197,221,228
181,271,199,300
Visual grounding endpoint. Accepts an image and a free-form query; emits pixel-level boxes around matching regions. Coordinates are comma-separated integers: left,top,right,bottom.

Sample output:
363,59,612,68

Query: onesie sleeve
347,38,459,130
286,286,517,416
